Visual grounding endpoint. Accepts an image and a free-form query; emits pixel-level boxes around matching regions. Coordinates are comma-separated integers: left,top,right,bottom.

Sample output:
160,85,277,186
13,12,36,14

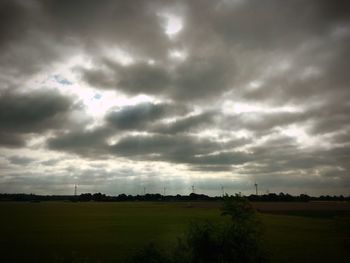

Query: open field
0,201,349,263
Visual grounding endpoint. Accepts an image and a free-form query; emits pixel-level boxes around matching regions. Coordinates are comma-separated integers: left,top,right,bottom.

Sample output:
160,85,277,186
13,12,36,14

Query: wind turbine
221,185,225,196
254,182,258,195
191,185,195,194
74,184,77,196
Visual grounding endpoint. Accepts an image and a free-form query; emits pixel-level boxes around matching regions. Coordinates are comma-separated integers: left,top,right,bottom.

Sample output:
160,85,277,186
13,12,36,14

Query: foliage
221,194,256,224
173,195,267,263
127,244,172,263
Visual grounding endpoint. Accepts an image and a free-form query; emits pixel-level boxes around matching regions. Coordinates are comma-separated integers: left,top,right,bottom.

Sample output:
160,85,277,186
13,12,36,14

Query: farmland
0,201,349,263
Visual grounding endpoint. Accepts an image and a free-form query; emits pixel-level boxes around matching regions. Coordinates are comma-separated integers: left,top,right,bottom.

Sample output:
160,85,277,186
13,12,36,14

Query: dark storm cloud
152,111,217,134
0,0,29,48
74,0,350,105
331,132,350,145
110,134,250,168
184,0,350,49
241,38,350,106
306,102,350,135
80,50,234,101
0,90,73,147
47,102,190,155
41,0,168,57
171,52,234,100
82,60,172,95
0,132,26,148
110,134,219,159
1,0,350,195
48,127,110,157
106,102,184,130
2,0,349,103
0,0,170,91
0,1,73,87
0,90,72,132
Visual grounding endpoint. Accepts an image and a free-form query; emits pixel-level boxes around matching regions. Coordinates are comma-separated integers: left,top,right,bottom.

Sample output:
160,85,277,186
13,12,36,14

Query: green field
0,202,349,263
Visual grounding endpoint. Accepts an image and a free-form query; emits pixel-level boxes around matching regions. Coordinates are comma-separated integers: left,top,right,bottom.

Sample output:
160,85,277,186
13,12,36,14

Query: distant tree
221,195,256,224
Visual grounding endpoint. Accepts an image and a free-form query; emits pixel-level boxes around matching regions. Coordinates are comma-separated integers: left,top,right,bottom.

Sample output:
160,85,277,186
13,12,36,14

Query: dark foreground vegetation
128,195,267,263
0,198,349,263
1,192,349,202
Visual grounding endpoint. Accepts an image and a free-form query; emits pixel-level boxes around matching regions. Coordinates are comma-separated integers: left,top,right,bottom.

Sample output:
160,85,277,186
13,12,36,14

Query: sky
0,0,349,196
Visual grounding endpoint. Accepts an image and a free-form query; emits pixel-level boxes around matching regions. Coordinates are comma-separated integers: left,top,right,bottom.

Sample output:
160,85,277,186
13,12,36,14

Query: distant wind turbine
221,185,225,196
254,182,258,195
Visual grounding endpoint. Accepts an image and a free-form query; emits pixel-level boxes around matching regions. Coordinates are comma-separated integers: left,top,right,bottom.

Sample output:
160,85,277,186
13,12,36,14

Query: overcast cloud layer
0,0,349,196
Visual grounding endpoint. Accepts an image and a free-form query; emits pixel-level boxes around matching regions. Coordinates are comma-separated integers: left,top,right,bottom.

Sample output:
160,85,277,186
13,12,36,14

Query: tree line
0,192,349,202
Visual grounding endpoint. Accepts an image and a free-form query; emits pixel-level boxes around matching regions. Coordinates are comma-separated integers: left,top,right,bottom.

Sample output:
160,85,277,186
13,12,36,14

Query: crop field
0,201,349,263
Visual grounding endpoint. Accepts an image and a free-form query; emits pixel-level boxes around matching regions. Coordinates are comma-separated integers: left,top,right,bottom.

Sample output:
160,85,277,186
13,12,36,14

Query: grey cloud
80,50,234,101
169,51,234,100
331,132,350,145
190,164,234,172
0,0,29,48
110,134,218,159
48,127,110,157
0,90,72,132
184,0,350,49
307,102,350,135
152,111,217,134
110,134,249,167
77,0,350,105
106,102,184,130
0,132,26,148
8,155,36,166
0,0,170,91
1,0,350,195
240,135,350,179
0,90,73,148
222,111,307,133
114,62,171,95
47,101,189,155
81,61,171,95
187,151,253,172
40,158,62,166
41,0,168,58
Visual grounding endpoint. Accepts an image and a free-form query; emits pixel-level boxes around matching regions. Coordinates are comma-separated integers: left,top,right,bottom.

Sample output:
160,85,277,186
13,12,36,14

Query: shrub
127,244,171,263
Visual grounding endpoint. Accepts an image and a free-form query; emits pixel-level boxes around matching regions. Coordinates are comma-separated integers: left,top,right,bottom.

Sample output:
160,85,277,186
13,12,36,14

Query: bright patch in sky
222,101,301,114
159,13,183,37
103,47,134,66
280,125,317,147
169,49,187,61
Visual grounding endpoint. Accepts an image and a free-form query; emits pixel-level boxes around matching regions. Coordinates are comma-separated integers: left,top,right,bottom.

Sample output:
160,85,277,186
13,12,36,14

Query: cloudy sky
0,0,349,196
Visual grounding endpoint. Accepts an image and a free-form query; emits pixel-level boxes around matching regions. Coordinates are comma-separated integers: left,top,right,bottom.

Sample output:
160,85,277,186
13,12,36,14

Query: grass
260,213,350,262
0,201,349,263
